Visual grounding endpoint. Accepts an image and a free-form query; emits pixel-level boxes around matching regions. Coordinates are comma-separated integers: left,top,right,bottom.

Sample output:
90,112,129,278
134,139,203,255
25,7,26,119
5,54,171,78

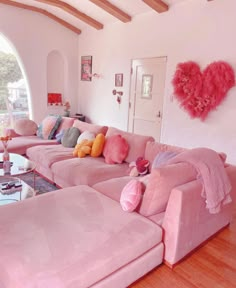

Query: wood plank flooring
130,205,236,288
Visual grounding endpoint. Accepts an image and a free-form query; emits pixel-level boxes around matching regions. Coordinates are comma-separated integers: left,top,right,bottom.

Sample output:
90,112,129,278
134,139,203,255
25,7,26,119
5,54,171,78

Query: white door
128,57,167,141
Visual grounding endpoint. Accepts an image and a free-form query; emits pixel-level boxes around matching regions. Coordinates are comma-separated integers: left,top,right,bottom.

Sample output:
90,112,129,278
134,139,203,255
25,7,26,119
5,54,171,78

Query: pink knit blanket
168,148,232,214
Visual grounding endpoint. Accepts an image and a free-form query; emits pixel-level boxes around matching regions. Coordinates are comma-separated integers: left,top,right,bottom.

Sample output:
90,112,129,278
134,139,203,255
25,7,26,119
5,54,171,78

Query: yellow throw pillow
91,133,105,157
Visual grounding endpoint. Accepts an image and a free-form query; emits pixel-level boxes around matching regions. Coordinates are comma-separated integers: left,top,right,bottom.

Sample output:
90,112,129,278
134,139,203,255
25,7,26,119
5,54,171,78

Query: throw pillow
77,131,95,144
103,134,129,164
105,127,154,163
37,115,62,140
152,151,179,169
55,130,65,143
14,119,38,136
61,127,81,148
120,180,143,212
91,133,105,157
138,162,197,216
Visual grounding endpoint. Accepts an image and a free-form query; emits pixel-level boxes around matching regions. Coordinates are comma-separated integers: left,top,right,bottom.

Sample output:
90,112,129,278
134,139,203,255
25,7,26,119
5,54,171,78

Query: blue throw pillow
152,151,179,169
37,115,62,140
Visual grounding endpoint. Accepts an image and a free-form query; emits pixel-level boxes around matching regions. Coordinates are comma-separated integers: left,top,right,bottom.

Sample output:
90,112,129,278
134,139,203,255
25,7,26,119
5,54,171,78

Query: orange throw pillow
91,133,105,157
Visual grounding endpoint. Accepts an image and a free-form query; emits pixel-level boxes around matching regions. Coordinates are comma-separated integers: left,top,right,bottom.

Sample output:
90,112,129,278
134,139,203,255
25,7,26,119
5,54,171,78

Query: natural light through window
0,35,30,135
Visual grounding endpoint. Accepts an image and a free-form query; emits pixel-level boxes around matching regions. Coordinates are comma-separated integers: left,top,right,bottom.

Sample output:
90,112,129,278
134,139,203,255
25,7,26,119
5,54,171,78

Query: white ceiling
4,0,191,32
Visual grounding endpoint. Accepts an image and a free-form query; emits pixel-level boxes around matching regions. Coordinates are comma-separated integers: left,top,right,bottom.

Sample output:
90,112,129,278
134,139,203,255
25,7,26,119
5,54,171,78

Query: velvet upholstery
0,186,163,288
26,145,74,169
139,162,198,216
0,136,58,155
51,157,130,188
14,119,38,136
105,127,154,163
73,119,108,135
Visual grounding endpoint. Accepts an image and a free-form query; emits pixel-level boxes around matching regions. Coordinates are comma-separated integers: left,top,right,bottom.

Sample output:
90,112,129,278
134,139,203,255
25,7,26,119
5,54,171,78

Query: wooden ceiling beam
35,0,103,30
0,0,81,34
89,0,131,23
142,0,168,13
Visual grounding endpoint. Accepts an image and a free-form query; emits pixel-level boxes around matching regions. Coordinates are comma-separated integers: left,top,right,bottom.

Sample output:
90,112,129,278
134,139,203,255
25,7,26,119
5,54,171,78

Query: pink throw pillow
120,180,143,212
139,162,197,216
14,119,38,136
105,127,154,163
103,134,129,164
37,115,62,140
56,117,75,134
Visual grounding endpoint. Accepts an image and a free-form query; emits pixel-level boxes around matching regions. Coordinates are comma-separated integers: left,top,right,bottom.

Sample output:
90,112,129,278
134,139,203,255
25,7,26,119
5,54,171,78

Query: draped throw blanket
168,148,232,214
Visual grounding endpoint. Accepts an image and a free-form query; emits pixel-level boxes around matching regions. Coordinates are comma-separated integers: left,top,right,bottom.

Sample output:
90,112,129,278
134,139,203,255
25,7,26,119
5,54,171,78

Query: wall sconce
89,73,102,78
112,89,123,104
112,89,123,96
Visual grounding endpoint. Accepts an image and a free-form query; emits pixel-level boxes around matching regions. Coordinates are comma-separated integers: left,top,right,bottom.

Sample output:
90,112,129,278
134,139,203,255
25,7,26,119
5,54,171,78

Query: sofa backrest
73,120,108,135
144,141,185,168
56,117,75,134
105,127,154,163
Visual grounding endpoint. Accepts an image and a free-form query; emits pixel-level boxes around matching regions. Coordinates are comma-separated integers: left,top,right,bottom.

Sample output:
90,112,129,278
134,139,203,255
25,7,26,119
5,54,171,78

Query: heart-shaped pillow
172,61,235,120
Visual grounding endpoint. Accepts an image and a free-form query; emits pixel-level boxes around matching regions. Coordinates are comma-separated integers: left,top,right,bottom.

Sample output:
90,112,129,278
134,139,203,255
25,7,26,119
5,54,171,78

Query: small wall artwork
81,56,92,81
47,93,62,105
115,73,123,87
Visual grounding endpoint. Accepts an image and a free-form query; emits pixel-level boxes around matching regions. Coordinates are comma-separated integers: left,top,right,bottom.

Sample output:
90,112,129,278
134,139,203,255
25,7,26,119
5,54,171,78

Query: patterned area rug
20,172,58,195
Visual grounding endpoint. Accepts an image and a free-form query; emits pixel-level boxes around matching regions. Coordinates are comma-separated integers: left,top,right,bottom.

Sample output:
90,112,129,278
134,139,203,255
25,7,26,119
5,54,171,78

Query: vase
64,110,70,117
2,141,9,162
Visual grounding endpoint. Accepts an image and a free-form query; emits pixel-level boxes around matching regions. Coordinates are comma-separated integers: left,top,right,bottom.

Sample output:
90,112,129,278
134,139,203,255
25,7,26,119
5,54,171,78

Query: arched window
0,34,30,134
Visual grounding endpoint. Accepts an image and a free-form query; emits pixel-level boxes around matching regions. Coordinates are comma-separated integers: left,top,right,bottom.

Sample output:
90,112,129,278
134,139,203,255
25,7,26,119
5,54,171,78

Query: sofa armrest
162,176,234,266
4,128,20,138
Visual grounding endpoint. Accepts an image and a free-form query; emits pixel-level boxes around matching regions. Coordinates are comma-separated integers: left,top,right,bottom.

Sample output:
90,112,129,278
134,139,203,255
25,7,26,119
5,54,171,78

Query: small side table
71,114,86,122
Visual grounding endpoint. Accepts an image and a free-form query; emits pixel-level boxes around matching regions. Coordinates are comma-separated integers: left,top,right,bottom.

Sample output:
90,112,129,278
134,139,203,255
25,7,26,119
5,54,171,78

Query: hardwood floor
130,205,236,288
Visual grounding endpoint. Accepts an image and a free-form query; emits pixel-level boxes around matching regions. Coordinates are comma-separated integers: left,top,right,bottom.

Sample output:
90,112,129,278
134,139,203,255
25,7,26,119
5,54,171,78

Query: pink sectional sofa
0,119,235,287
0,116,77,155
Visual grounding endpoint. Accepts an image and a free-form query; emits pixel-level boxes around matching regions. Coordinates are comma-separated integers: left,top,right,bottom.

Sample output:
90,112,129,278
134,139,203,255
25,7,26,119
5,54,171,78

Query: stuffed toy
73,139,94,158
129,157,150,177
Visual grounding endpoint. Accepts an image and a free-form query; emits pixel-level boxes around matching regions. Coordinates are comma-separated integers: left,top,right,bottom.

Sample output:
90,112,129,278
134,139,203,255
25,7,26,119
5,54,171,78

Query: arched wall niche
47,50,65,106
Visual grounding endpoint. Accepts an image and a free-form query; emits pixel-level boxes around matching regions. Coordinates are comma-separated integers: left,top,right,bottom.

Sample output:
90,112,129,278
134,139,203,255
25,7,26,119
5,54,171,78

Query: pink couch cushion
73,120,108,135
14,119,38,136
139,162,197,216
93,176,133,202
0,185,163,288
55,117,75,134
37,115,62,140
51,157,130,188
106,127,154,163
120,180,143,212
4,128,20,138
26,144,74,169
103,134,129,164
0,136,58,155
144,141,185,168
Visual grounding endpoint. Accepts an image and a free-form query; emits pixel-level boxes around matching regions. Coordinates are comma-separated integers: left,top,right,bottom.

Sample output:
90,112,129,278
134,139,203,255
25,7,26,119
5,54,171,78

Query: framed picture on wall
115,73,123,87
81,56,92,81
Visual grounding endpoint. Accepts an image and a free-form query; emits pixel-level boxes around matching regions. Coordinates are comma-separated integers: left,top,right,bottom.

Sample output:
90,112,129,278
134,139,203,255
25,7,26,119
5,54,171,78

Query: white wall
78,0,236,164
0,4,79,123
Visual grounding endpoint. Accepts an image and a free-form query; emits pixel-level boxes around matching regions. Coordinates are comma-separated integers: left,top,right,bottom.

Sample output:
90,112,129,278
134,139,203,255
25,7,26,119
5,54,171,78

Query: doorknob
156,111,161,118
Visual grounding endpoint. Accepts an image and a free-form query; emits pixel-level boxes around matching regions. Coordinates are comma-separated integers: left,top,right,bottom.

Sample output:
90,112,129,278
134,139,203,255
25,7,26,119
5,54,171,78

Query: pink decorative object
103,134,129,164
172,61,235,120
14,119,38,136
120,179,143,212
129,157,150,177
172,61,203,102
201,61,235,120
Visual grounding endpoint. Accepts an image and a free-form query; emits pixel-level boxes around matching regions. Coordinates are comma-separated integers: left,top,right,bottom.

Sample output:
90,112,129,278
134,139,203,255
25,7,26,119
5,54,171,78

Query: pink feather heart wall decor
172,61,235,120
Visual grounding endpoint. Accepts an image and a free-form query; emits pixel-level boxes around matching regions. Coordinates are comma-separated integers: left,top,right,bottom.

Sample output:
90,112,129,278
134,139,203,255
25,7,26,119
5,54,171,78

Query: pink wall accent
0,4,78,123
78,0,236,164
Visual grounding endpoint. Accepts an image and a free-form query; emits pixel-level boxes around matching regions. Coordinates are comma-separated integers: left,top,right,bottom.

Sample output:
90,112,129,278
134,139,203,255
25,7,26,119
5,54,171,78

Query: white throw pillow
77,131,95,144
